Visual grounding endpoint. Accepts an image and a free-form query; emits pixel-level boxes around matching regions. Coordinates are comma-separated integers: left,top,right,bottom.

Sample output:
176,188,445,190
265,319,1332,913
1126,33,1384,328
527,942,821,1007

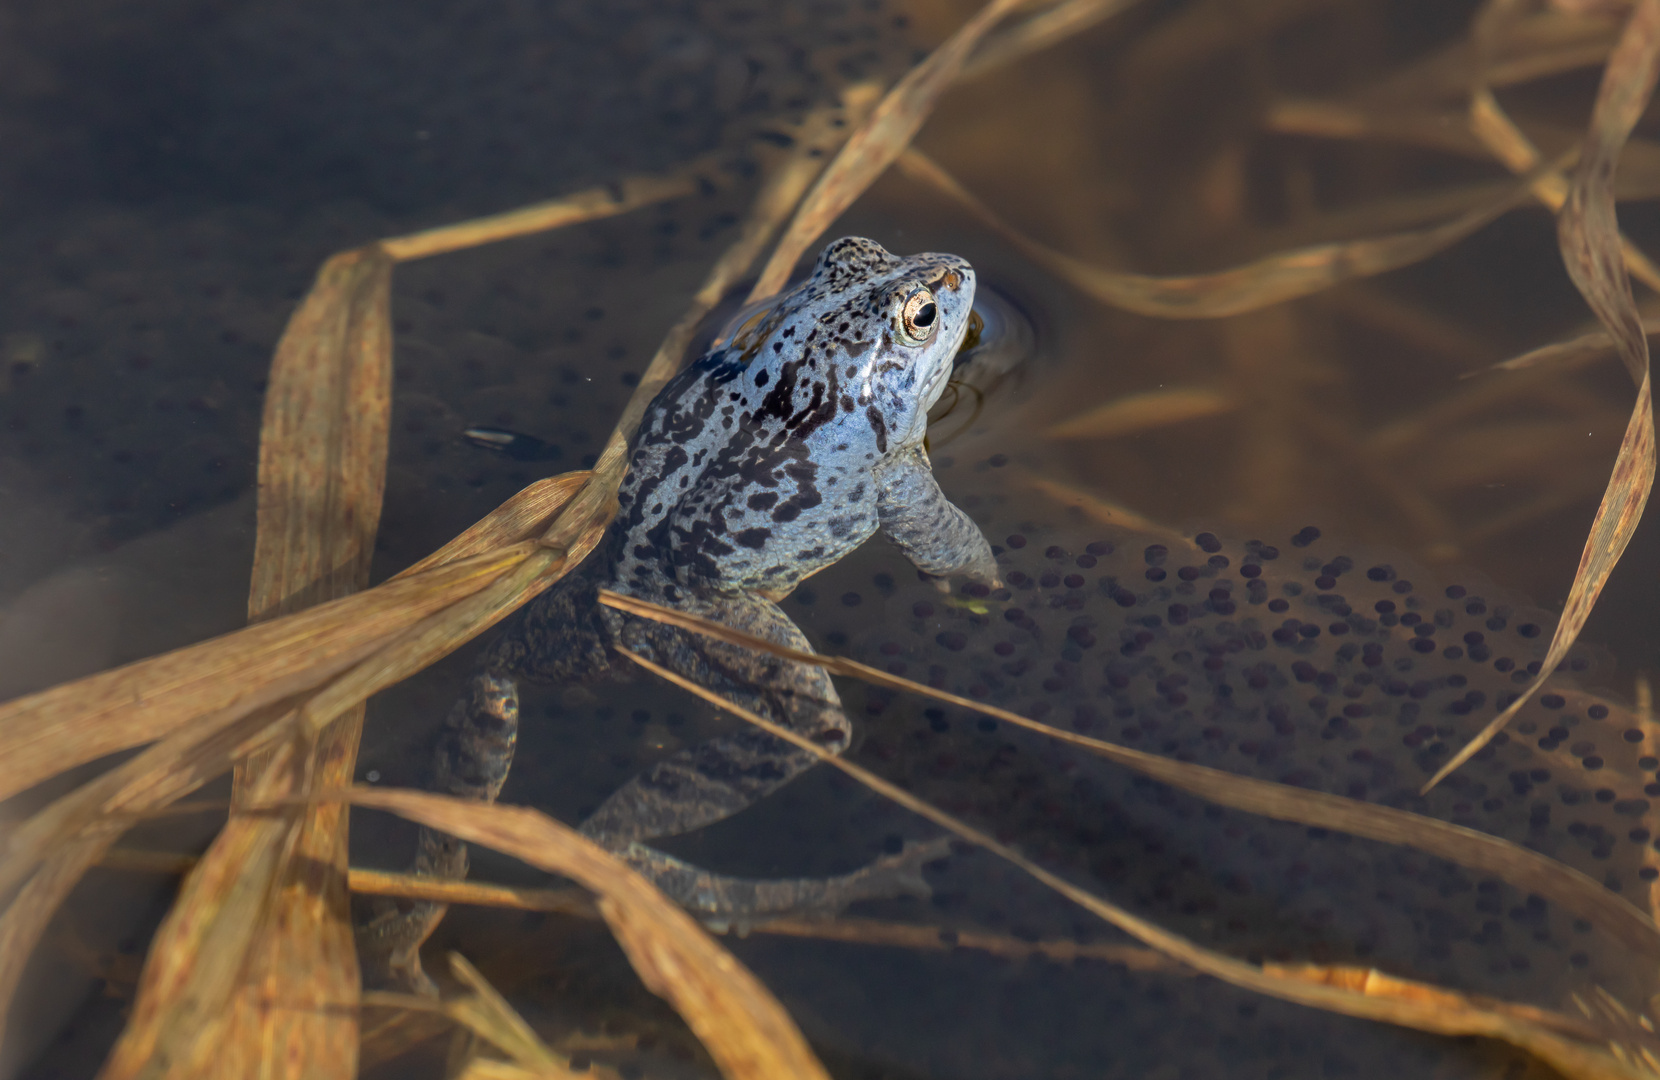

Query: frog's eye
897,287,938,346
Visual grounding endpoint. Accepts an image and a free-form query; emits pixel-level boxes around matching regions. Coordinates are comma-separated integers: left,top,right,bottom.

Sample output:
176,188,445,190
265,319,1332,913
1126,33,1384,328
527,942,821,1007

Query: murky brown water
6,0,1660,1077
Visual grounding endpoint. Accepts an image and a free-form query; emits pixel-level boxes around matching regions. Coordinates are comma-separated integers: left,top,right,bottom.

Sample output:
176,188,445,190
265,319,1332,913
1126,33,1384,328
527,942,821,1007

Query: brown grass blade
219,238,392,1074
747,0,1032,301
1428,0,1660,791
397,474,593,580
1046,386,1236,439
378,158,719,263
612,644,1646,1080
0,545,524,807
0,487,574,1039
0,701,299,1042
961,0,1146,78
1019,474,1196,541
1468,2,1660,297
348,787,832,1080
895,146,1545,319
598,590,1660,956
440,953,584,1078
601,89,871,456
1365,3,1618,103
110,856,1181,973
98,746,302,1080
1492,321,1660,372
244,245,393,623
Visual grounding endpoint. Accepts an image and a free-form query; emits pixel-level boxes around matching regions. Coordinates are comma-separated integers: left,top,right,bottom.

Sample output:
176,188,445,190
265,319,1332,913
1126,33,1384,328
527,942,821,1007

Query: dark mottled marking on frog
867,404,888,453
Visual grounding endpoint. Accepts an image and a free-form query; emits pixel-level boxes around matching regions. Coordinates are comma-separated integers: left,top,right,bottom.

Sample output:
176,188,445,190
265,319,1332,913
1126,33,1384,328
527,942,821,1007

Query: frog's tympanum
360,237,995,990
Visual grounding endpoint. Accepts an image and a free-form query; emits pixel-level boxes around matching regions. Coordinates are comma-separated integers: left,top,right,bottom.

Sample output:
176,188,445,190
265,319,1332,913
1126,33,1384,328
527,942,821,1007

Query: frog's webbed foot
614,836,954,930
874,446,999,592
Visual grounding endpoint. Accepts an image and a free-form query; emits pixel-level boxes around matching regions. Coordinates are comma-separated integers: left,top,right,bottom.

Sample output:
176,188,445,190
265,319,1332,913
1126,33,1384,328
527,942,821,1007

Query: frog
358,236,999,991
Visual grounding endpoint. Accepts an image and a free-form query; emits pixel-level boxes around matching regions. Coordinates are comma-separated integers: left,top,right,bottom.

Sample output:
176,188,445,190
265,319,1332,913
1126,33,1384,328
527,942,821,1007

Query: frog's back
611,237,977,599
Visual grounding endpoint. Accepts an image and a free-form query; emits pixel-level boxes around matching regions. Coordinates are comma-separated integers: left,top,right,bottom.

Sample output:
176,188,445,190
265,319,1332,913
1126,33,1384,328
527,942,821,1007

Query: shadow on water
6,0,1660,1077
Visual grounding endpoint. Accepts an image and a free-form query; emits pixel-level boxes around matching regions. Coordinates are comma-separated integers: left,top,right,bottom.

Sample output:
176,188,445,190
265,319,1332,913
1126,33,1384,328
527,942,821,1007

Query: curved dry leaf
0,547,523,807
748,0,1032,301
598,590,1660,957
896,146,1541,319
379,159,722,263
1019,474,1195,541
962,0,1147,78
98,751,303,1080
442,953,584,1078
207,238,392,1077
1429,0,1660,791
1046,386,1236,439
348,788,832,1080
611,639,1648,1080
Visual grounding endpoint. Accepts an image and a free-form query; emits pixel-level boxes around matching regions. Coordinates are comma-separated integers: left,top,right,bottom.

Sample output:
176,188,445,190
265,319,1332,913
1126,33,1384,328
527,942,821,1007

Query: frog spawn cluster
801,488,1652,1004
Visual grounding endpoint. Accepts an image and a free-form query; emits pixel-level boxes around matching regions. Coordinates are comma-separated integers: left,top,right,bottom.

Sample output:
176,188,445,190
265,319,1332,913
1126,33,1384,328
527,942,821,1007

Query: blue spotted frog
361,237,998,990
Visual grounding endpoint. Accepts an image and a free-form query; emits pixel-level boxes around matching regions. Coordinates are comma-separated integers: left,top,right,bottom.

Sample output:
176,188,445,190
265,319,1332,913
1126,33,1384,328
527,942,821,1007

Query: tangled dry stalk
4,0,1660,1076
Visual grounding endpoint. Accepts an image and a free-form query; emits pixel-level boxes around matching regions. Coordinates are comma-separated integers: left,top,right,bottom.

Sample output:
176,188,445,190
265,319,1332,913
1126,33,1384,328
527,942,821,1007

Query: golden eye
897,287,938,346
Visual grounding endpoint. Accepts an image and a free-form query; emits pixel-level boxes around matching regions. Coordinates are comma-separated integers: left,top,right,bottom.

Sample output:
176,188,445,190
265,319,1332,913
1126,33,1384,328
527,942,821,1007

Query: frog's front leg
584,591,948,919
874,445,999,589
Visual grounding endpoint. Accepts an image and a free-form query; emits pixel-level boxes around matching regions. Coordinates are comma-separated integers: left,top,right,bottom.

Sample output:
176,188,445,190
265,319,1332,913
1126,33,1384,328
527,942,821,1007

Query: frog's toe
856,835,955,901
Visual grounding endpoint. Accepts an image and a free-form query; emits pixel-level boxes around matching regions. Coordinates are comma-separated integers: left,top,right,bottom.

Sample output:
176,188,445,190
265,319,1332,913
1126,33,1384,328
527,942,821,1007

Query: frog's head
802,237,977,451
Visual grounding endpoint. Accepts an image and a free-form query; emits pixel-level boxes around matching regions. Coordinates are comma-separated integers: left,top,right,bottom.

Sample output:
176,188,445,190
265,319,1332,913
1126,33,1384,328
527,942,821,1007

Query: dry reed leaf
1268,96,1660,200
202,239,393,1075
1266,99,1495,159
439,953,584,1078
1469,1,1660,297
96,239,397,1076
1046,386,1236,439
1492,318,1660,371
0,496,569,1043
378,159,720,263
108,856,1180,974
0,546,522,807
97,749,303,1080
0,698,305,1048
398,477,593,580
1365,3,1618,103
1415,419,1626,490
598,591,1660,955
243,245,393,624
612,643,1647,1080
604,90,874,452
348,787,832,1080
895,146,1545,319
1429,0,1660,791
349,868,591,916
347,867,1174,971
1018,474,1196,541
961,0,1145,77
1264,963,1613,1041
747,0,1033,301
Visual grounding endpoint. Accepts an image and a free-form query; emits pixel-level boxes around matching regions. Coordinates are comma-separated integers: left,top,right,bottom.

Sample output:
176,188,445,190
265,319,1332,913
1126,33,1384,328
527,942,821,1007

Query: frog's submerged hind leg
356,574,615,992
585,591,949,922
